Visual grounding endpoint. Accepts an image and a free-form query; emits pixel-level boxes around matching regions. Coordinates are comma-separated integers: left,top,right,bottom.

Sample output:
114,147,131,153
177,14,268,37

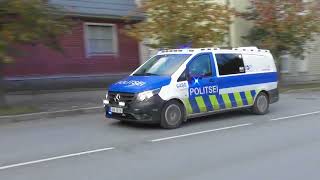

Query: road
0,91,320,180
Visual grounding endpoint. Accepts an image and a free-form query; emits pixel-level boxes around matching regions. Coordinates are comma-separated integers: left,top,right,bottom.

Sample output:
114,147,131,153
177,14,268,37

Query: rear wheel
160,100,185,129
252,92,269,115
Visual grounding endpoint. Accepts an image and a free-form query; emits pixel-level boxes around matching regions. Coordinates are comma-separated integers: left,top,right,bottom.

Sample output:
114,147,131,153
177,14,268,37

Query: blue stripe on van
251,90,257,98
189,97,200,114
202,95,214,112
218,72,278,89
228,93,238,108
217,95,226,109
240,92,249,106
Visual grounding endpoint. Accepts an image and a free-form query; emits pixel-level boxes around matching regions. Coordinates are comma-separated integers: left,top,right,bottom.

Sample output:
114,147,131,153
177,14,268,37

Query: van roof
157,46,271,55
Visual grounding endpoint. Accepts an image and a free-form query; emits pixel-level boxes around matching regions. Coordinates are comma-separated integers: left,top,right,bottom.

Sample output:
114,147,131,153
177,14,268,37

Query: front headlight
136,89,160,101
105,91,109,100
103,91,109,105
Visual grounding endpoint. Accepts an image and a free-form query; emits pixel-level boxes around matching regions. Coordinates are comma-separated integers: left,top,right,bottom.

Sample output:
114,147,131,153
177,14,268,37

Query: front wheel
160,100,185,129
252,92,269,115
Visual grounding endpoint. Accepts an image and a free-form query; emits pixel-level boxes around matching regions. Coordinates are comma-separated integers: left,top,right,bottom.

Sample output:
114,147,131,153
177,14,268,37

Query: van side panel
160,51,279,118
242,54,276,73
241,52,279,103
218,74,278,108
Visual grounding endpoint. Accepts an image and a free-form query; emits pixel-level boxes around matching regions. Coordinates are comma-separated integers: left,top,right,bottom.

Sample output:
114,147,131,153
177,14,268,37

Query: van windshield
133,54,191,76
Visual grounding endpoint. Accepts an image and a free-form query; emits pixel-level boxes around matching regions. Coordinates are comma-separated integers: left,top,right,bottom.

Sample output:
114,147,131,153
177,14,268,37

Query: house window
215,54,245,76
85,23,117,56
298,59,308,72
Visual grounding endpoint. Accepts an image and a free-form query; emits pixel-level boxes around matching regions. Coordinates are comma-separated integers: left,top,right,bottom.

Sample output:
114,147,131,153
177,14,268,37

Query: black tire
160,100,186,129
252,92,269,115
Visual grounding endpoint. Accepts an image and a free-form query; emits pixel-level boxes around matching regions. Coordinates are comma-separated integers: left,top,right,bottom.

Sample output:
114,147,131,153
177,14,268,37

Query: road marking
2,110,318,170
270,111,320,121
286,87,320,93
151,123,252,142
0,147,115,171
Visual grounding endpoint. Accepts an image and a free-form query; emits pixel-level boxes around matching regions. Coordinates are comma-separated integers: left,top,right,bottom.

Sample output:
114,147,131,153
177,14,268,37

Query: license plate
110,107,123,114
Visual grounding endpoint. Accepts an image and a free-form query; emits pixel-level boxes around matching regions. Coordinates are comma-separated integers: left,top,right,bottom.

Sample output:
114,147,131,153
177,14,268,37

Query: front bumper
269,88,279,104
104,94,166,123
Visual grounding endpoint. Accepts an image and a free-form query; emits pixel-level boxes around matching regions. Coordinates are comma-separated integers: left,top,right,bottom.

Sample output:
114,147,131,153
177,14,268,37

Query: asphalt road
0,91,320,180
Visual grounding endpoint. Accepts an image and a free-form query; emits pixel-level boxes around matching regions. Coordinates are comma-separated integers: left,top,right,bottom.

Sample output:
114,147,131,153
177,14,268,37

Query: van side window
188,54,212,77
216,54,245,75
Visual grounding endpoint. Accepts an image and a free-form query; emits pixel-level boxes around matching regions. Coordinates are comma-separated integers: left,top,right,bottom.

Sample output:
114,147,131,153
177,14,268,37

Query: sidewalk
0,89,107,123
6,89,106,112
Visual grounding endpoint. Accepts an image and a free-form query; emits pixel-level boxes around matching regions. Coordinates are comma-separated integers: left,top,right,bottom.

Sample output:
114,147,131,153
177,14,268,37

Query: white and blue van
103,47,279,129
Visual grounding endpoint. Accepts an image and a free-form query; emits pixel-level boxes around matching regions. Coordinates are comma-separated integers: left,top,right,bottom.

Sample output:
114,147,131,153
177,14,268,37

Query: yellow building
139,0,320,84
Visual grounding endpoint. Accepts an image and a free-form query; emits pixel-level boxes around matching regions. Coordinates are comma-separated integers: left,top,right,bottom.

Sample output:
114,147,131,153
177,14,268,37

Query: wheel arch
254,89,270,103
160,98,187,128
165,98,187,117
168,98,186,109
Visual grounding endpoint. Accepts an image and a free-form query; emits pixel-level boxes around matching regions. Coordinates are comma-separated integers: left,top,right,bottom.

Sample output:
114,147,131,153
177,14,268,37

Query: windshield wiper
133,73,159,76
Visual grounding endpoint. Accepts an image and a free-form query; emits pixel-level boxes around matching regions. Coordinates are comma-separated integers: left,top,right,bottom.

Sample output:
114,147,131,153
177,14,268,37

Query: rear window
215,54,245,75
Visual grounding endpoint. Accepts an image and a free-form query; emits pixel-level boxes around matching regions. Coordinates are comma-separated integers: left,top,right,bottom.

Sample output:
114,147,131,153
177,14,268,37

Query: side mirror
187,74,193,81
186,67,206,81
186,72,194,82
186,67,194,81
188,73,204,82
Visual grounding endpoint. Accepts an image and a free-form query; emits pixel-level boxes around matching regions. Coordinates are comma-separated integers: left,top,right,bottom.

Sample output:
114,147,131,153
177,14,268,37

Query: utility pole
226,0,232,48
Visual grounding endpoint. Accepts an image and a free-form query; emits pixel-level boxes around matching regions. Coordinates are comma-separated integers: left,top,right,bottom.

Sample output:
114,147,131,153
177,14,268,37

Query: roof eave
66,12,144,21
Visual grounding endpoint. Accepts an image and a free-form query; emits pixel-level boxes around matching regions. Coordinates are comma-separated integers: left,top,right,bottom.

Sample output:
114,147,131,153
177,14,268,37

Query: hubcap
257,95,268,113
165,104,181,126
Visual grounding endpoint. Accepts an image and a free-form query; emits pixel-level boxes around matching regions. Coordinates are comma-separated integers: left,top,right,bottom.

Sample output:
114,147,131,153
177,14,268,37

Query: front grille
108,92,135,104
111,113,137,120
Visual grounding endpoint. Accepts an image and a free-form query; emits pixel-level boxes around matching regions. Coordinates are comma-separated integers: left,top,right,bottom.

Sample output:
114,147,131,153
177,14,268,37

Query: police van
103,47,279,129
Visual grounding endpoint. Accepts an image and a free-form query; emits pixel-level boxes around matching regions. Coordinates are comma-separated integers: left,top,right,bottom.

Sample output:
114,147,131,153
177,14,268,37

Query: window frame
83,22,118,57
214,53,246,77
186,53,214,79
298,59,308,73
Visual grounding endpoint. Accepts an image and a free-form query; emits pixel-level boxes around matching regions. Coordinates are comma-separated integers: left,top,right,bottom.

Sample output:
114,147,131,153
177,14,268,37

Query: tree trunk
277,54,290,87
274,54,284,87
0,62,8,108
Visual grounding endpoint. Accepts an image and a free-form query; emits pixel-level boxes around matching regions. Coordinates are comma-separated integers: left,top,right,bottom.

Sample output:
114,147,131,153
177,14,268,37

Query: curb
0,106,104,124
282,87,320,93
